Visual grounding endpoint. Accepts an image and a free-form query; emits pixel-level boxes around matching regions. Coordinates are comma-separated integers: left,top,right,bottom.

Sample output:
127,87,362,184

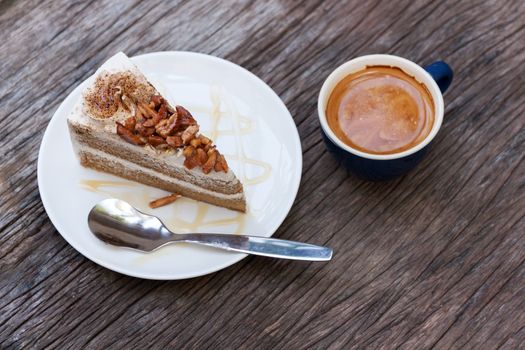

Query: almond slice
166,135,183,148
116,122,145,145
202,150,217,174
143,113,162,127
196,148,208,165
181,125,199,144
135,123,155,137
190,138,201,148
148,135,166,147
157,104,168,119
215,153,228,172
150,95,162,109
137,102,158,119
175,105,197,126
123,116,136,131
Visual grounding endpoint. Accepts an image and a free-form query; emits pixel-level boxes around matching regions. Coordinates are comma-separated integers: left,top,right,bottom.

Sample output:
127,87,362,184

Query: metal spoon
87,199,332,261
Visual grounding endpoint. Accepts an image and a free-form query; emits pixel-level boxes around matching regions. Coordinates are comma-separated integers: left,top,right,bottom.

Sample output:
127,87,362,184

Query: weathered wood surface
1,0,524,348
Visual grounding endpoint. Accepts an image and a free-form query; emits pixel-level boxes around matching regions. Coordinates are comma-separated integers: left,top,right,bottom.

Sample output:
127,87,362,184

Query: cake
67,52,246,212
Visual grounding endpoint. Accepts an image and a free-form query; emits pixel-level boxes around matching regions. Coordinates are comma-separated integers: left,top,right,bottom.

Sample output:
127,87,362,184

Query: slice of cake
68,52,246,212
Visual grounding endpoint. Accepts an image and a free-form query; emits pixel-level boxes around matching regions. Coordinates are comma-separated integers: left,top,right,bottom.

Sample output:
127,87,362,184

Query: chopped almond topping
175,106,196,127
182,125,199,144
116,122,145,145
155,118,169,137
202,150,217,174
183,145,195,158
166,135,183,148
157,104,168,119
137,102,158,119
135,106,143,119
190,138,201,148
143,113,162,127
123,116,136,131
114,94,229,173
150,95,162,109
196,148,208,164
199,135,211,145
164,114,179,136
184,156,200,170
135,122,155,137
147,135,166,147
215,153,228,172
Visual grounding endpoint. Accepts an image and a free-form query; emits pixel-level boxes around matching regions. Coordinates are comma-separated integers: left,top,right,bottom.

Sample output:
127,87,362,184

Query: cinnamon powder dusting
84,71,155,119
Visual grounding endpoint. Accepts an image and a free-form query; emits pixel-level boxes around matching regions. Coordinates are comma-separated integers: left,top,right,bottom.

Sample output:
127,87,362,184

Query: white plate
38,51,302,280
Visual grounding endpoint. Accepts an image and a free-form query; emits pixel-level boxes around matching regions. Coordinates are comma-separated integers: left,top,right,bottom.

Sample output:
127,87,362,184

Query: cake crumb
149,194,181,208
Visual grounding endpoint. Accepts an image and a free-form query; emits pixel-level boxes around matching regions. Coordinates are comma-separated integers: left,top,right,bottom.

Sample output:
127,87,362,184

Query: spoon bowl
88,199,172,252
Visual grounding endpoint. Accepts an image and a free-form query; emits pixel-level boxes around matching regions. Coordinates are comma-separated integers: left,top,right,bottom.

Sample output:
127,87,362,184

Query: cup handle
424,61,453,93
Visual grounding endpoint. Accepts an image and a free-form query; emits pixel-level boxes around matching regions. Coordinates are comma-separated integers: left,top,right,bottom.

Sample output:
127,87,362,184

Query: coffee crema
326,65,434,155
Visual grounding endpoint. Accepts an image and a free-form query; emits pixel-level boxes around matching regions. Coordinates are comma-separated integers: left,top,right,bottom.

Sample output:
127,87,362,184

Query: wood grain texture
1,0,524,348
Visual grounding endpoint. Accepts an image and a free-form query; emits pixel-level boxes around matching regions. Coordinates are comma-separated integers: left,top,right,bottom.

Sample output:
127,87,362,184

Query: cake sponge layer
78,146,246,212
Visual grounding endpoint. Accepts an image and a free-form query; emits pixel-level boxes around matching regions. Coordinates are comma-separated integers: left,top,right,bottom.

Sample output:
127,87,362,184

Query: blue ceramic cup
318,54,453,181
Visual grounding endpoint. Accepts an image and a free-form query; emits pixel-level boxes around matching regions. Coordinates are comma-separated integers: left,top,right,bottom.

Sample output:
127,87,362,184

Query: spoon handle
177,233,332,261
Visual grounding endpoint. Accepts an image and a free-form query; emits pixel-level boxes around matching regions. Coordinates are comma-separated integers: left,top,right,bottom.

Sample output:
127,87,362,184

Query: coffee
326,65,434,155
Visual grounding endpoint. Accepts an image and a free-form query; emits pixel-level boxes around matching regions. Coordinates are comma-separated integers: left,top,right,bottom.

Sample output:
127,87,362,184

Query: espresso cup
318,54,453,181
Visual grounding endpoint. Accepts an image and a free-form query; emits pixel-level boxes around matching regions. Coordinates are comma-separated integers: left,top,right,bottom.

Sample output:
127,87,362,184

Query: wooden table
1,0,524,348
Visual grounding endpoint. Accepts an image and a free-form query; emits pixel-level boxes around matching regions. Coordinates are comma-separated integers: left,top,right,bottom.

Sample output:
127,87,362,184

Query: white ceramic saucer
38,51,302,280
